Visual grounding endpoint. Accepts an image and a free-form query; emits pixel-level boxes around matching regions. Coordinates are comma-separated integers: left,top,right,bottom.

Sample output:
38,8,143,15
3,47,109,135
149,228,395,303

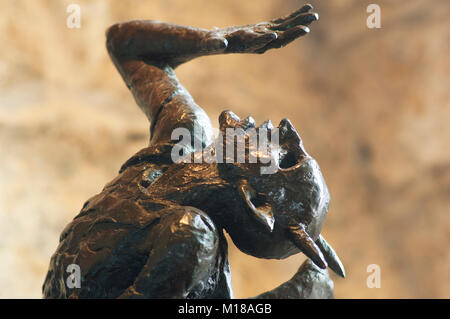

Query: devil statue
43,4,345,299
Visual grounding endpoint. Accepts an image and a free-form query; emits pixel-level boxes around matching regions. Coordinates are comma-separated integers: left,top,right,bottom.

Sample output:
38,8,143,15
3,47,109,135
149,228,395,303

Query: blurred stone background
0,0,449,298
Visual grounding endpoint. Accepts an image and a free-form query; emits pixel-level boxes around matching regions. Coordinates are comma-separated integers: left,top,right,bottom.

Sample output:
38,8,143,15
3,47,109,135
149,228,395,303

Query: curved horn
287,224,327,269
237,180,275,232
316,235,346,278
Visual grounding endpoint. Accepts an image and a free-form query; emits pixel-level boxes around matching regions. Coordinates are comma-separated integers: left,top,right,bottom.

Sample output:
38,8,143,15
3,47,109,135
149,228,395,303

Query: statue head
216,111,344,277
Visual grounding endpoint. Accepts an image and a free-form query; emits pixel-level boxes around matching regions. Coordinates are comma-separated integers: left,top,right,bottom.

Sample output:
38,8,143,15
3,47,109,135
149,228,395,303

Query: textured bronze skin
43,4,343,299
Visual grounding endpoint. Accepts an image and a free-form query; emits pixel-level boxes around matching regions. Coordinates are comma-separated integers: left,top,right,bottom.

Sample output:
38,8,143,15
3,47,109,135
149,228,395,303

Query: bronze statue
43,4,345,299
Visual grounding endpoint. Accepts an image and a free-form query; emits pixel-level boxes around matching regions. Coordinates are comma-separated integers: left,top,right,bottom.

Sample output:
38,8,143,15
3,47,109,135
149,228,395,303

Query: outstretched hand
209,4,318,54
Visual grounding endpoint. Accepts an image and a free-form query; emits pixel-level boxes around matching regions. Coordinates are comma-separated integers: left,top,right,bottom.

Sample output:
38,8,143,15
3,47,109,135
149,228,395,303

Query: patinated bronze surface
43,4,345,299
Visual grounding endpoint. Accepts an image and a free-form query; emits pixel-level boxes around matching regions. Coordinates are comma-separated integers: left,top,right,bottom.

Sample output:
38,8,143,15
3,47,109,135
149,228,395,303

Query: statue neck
151,162,238,228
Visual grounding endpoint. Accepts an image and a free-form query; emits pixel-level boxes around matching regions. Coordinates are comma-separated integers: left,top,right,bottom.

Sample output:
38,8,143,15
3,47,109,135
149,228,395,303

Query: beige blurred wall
0,0,449,298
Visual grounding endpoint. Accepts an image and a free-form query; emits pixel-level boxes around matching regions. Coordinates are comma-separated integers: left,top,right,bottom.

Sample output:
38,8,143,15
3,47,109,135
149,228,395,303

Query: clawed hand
206,4,318,54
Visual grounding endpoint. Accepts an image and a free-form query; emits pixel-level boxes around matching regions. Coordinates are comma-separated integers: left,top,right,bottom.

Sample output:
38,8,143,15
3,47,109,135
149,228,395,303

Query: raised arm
106,22,216,149
106,4,318,149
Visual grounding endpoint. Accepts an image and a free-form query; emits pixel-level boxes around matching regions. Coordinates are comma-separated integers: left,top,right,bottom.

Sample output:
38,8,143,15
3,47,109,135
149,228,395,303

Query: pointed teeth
260,120,274,130
242,116,256,129
316,235,346,278
219,110,241,131
288,224,327,269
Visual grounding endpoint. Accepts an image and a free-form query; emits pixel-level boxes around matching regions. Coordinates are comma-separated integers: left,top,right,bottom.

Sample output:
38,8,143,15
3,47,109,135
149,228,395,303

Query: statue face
218,111,330,262
240,157,330,258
